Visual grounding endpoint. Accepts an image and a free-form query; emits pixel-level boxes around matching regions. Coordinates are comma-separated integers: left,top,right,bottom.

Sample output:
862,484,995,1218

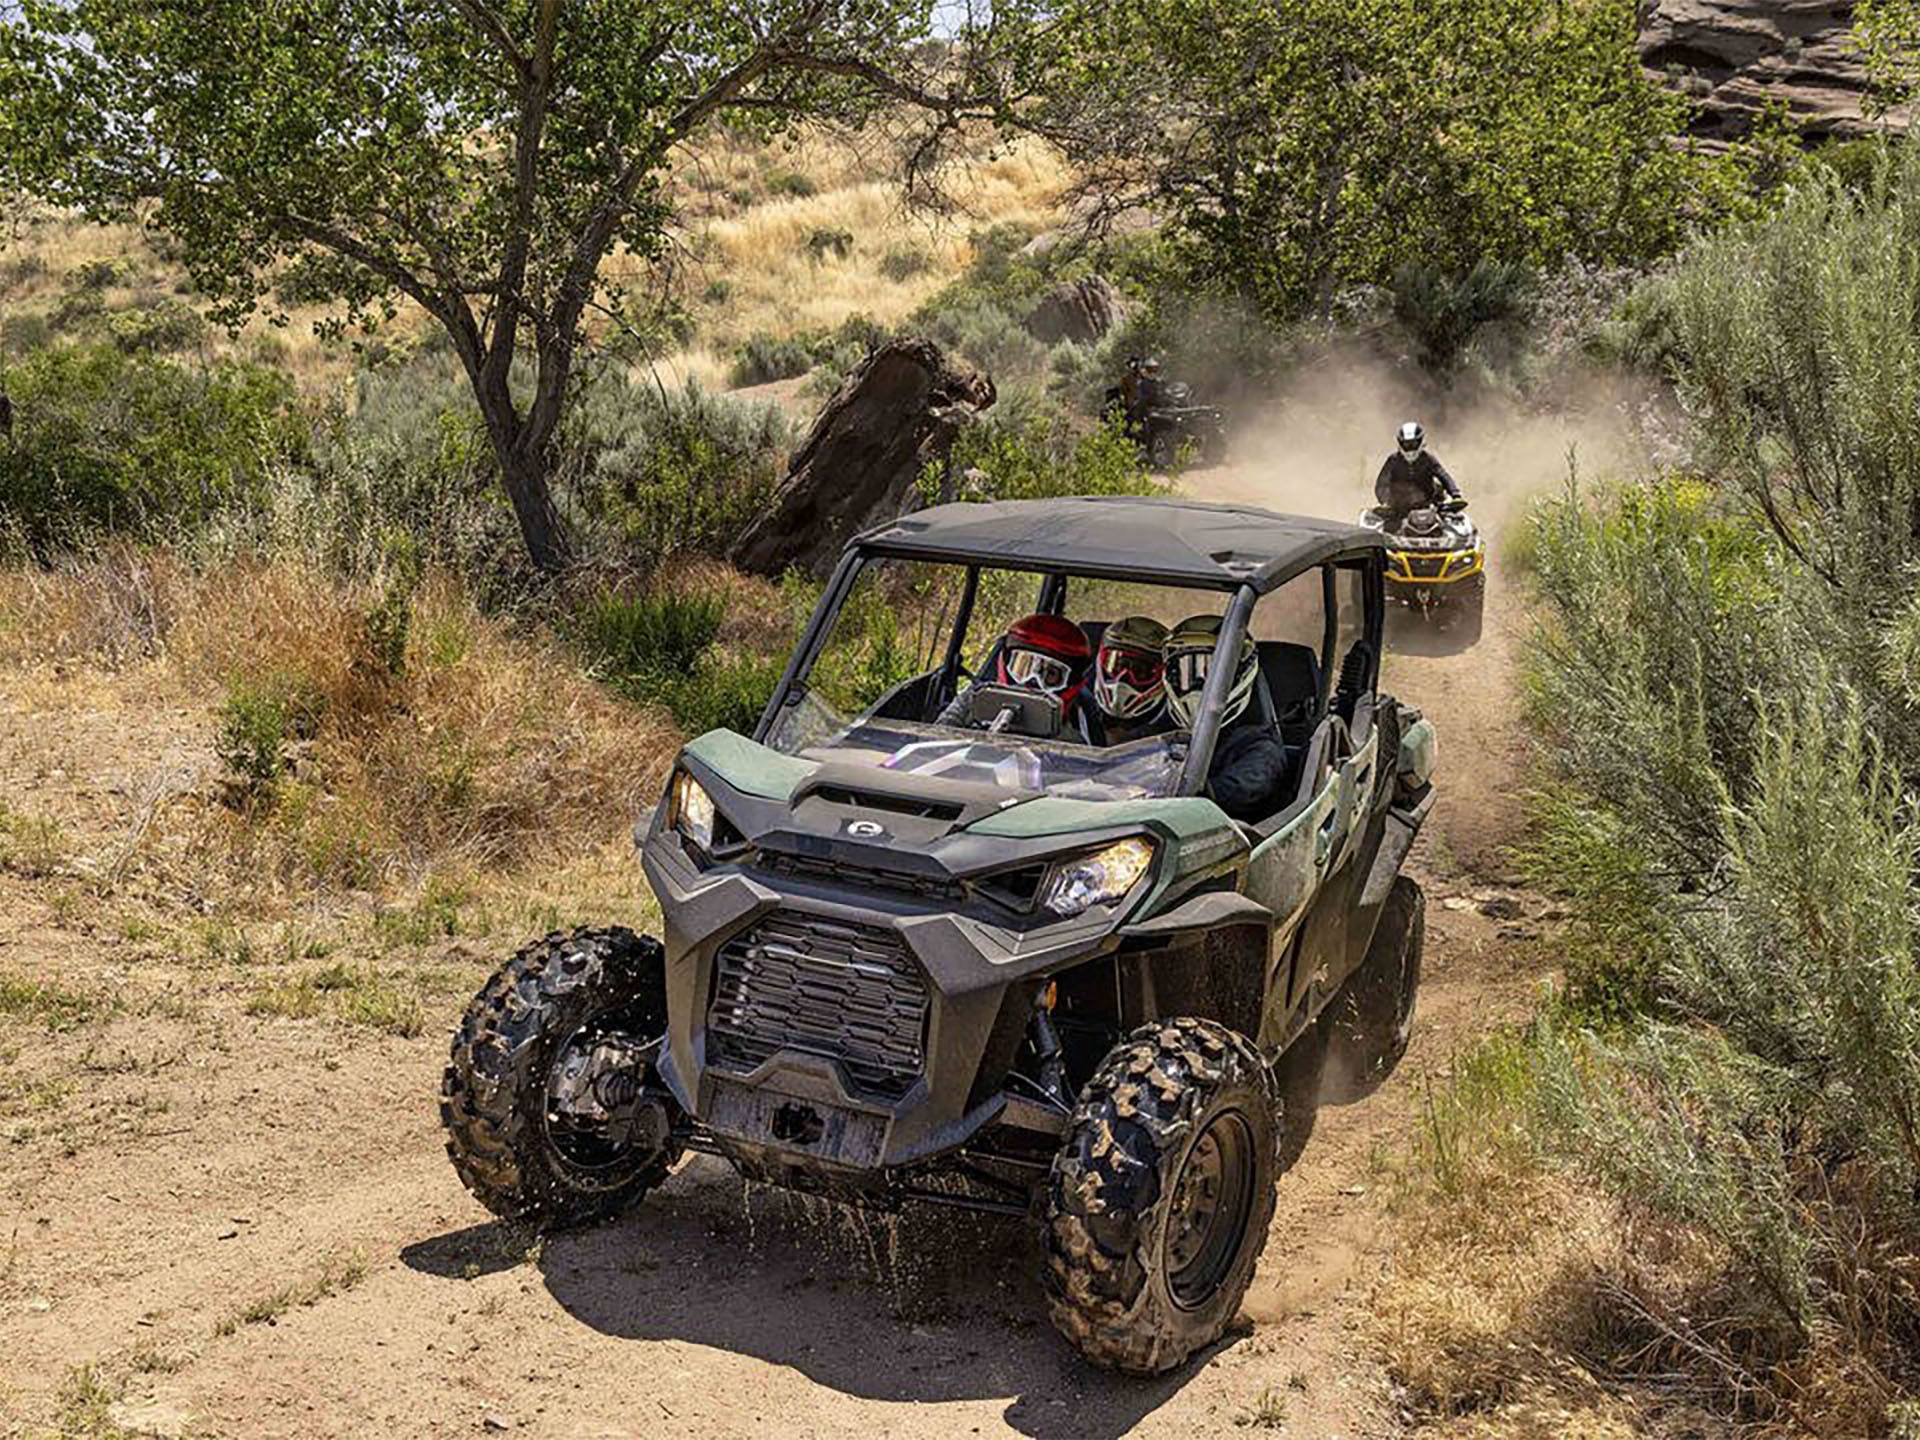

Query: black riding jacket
1374,451,1461,514
1208,719,1293,822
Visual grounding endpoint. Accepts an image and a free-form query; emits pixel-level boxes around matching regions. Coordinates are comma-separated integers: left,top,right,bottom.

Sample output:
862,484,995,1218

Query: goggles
1166,648,1214,694
1004,647,1075,695
1099,645,1164,688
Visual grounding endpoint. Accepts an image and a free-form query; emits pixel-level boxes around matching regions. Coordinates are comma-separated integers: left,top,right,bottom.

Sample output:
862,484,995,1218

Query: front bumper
641,831,1127,1180
1384,546,1484,587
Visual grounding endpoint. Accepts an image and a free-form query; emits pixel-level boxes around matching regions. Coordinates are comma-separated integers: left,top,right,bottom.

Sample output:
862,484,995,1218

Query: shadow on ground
1383,604,1483,659
404,1157,1223,1439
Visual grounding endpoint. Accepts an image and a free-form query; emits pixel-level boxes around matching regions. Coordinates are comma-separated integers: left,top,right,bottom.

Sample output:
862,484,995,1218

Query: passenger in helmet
1092,616,1170,744
1164,614,1293,822
935,612,1101,741
1374,421,1462,519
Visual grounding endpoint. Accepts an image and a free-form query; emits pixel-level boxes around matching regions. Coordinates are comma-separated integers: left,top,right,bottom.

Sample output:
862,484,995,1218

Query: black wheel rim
541,1012,665,1185
1165,1109,1258,1310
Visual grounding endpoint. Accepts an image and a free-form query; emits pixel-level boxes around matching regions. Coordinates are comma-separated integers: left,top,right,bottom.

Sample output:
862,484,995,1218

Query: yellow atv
1361,499,1485,643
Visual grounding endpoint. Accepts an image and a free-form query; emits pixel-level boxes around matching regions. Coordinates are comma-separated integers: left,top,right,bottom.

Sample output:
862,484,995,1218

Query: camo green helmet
1164,613,1257,729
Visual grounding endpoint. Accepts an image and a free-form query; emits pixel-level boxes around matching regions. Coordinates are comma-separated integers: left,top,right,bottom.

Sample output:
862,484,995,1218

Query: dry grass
0,553,677,909
0,203,372,392
675,140,1067,344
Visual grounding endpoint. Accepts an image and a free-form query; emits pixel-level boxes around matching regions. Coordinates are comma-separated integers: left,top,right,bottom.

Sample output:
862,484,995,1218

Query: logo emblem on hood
844,819,886,839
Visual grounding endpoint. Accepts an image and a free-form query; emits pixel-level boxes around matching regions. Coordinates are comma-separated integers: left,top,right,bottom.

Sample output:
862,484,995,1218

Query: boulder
1025,275,1128,346
1638,0,1902,143
731,339,995,578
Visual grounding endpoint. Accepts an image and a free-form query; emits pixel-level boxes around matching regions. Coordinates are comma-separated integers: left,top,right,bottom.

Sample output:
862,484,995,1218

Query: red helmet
997,612,1092,705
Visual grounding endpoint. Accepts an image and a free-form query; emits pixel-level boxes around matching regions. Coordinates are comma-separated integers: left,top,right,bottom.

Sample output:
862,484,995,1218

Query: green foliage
570,585,779,736
729,332,815,387
1657,141,1920,700
1035,0,1739,330
942,405,1162,504
665,651,782,736
564,374,787,562
879,247,931,281
763,168,818,198
103,298,209,355
216,673,325,798
1389,259,1533,373
1856,0,1920,113
0,0,1006,569
572,589,726,692
0,343,306,555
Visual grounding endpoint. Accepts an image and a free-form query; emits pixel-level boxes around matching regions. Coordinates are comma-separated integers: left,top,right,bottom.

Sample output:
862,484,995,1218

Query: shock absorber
1030,986,1071,1109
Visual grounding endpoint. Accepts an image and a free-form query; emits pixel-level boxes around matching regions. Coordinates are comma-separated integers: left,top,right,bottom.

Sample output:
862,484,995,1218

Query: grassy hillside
1,134,1070,404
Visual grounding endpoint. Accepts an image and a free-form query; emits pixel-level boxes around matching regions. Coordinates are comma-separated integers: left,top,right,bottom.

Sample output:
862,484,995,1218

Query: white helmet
1397,421,1425,459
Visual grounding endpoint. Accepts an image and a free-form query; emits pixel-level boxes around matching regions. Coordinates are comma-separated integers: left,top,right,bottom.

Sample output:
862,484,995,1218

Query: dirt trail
0,381,1601,1434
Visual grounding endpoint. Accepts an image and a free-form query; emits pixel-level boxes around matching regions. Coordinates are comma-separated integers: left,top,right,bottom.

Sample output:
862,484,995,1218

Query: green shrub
764,168,818,198
106,298,207,354
0,310,52,352
940,405,1160,503
571,589,725,695
565,375,786,560
880,247,931,281
216,674,325,797
1390,259,1533,372
0,343,307,555
665,652,781,735
804,227,854,262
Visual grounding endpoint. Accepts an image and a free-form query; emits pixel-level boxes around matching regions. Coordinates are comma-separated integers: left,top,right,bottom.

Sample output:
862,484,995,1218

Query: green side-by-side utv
441,496,1437,1374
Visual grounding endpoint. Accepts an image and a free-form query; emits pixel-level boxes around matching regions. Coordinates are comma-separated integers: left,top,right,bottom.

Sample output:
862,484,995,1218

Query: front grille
708,912,931,1100
756,851,965,902
1394,552,1450,580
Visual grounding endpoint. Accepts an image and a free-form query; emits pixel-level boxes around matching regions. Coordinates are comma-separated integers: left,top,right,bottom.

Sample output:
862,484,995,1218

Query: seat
1257,641,1322,745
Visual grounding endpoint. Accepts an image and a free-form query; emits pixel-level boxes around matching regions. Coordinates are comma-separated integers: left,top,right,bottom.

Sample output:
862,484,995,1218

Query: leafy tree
0,1,1025,570
1034,0,1735,326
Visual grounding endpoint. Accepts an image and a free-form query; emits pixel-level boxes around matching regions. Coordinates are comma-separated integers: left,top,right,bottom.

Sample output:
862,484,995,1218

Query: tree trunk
498,446,572,574
731,338,995,578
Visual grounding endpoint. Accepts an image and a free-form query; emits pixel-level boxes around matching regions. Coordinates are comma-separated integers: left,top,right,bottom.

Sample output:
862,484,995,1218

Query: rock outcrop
1025,275,1129,346
1639,0,1898,143
731,339,995,578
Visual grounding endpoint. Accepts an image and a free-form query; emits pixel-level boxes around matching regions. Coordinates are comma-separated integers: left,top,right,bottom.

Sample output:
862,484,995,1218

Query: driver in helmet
1165,614,1293,821
1091,615,1170,744
1374,421,1462,520
935,612,1101,742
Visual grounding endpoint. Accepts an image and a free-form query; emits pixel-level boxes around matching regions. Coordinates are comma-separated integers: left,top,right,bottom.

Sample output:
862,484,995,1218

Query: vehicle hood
654,729,1246,918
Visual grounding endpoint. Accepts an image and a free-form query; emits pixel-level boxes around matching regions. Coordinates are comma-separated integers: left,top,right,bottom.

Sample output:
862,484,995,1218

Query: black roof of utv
856,496,1382,594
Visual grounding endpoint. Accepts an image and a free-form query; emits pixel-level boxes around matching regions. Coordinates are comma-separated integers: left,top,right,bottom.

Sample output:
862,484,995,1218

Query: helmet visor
1004,647,1074,695
1166,648,1212,695
1098,645,1163,689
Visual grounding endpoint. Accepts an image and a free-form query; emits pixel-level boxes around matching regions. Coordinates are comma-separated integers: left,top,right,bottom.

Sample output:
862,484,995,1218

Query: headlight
1042,837,1156,917
669,770,717,852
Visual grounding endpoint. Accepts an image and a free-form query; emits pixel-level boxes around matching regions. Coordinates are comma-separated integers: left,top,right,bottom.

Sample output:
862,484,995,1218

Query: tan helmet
1164,613,1257,729
1094,615,1169,720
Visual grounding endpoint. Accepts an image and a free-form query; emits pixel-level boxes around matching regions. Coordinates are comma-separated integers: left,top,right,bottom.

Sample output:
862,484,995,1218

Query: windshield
759,554,1336,802
766,693,1182,802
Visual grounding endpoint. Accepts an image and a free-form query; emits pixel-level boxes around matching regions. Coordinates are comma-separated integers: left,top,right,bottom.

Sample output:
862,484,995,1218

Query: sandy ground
0,400,1586,1435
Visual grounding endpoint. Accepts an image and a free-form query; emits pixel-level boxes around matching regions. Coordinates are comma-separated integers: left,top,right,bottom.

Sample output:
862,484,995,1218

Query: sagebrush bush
727,332,814,387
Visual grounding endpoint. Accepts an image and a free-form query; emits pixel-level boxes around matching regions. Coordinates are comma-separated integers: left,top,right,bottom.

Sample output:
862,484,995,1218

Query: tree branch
443,0,530,81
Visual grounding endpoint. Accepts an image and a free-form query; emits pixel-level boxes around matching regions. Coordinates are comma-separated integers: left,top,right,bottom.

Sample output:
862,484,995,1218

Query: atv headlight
1042,837,1156,918
669,770,717,852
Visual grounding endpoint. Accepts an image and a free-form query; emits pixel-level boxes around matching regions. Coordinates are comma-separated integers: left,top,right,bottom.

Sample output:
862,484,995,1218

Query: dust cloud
1198,342,1665,540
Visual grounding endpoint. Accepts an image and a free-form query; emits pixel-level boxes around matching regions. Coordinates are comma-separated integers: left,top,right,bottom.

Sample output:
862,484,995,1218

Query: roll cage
754,499,1386,798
